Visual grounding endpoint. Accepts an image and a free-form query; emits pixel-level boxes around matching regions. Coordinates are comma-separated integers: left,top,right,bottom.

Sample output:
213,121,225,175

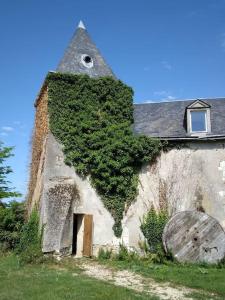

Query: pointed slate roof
56,21,115,78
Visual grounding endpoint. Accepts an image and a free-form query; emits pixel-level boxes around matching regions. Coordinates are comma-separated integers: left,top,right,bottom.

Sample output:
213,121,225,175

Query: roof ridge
134,97,225,105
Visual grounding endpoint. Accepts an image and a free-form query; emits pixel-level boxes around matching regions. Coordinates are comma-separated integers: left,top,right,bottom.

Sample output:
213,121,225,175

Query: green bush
141,207,168,254
98,248,112,260
16,210,43,264
117,244,129,260
218,256,225,268
47,73,163,236
0,201,25,251
115,244,140,262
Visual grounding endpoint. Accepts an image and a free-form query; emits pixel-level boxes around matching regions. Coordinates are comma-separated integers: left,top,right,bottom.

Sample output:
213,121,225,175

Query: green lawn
98,258,225,297
1,254,224,300
0,254,158,300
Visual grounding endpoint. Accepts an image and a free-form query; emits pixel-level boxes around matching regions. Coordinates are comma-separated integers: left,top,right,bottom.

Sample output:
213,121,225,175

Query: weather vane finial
78,20,86,30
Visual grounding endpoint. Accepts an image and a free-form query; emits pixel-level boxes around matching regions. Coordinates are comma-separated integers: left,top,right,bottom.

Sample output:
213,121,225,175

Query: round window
81,54,94,68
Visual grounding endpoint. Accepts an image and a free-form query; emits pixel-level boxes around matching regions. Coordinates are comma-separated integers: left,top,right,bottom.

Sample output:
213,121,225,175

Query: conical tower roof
56,21,115,78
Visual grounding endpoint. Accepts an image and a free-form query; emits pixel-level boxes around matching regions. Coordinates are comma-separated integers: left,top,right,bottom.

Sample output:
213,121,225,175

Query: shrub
141,206,168,254
114,244,140,262
217,256,225,268
0,201,25,251
138,239,150,255
98,248,112,260
117,244,129,260
16,210,43,264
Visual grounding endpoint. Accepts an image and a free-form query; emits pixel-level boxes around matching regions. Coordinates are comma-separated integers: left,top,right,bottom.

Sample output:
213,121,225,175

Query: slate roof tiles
133,98,225,139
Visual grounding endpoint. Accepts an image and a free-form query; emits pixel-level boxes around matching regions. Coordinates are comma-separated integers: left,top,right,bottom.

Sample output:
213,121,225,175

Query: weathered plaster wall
31,130,225,255
27,87,49,214
122,142,225,250
39,133,118,255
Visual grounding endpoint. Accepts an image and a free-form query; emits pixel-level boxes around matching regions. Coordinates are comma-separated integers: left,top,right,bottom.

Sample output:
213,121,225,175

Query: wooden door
83,214,93,257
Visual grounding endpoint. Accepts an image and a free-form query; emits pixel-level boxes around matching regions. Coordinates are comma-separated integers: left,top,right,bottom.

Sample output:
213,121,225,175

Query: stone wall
39,133,117,255
27,87,49,214
121,141,225,250
30,128,225,255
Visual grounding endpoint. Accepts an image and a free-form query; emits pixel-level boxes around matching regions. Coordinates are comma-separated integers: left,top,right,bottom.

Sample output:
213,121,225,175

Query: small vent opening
81,54,93,68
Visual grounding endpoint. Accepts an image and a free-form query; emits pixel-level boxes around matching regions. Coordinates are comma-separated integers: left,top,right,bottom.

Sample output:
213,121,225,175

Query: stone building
28,21,225,257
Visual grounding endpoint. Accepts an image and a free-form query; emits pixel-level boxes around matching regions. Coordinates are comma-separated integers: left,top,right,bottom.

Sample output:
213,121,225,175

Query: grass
97,258,225,298
0,254,159,300
1,253,224,300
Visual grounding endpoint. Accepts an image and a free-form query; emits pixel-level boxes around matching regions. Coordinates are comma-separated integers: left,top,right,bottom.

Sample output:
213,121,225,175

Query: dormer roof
186,99,211,109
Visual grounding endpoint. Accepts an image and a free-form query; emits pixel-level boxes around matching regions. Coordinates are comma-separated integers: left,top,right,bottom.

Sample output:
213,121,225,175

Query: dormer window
186,100,211,135
190,110,207,132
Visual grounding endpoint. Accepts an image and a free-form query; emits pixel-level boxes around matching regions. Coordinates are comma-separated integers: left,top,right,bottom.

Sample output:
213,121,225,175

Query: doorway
72,214,93,257
72,214,83,255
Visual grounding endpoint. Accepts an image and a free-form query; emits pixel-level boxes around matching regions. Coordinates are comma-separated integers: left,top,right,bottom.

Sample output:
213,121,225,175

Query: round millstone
163,211,225,264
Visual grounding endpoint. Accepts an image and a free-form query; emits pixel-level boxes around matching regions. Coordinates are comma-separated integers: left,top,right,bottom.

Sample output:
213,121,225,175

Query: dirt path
79,261,214,300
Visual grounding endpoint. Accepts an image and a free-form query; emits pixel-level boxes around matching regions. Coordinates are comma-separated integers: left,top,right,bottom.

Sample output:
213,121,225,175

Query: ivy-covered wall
47,73,163,237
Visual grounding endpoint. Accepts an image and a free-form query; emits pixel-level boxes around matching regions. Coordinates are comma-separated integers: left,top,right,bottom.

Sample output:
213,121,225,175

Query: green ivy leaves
47,73,163,237
141,207,168,253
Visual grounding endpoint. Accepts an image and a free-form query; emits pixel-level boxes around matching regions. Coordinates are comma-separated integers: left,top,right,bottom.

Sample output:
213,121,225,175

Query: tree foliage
0,142,21,200
0,201,25,250
47,73,163,236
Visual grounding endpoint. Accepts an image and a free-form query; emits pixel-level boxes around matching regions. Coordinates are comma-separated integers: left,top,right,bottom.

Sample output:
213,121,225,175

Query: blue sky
1,0,225,200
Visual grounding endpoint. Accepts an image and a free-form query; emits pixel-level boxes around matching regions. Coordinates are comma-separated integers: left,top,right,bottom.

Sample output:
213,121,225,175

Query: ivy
47,73,163,237
141,207,168,253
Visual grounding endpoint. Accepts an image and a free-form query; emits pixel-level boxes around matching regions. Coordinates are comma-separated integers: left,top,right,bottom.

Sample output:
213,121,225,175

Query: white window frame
187,108,211,135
